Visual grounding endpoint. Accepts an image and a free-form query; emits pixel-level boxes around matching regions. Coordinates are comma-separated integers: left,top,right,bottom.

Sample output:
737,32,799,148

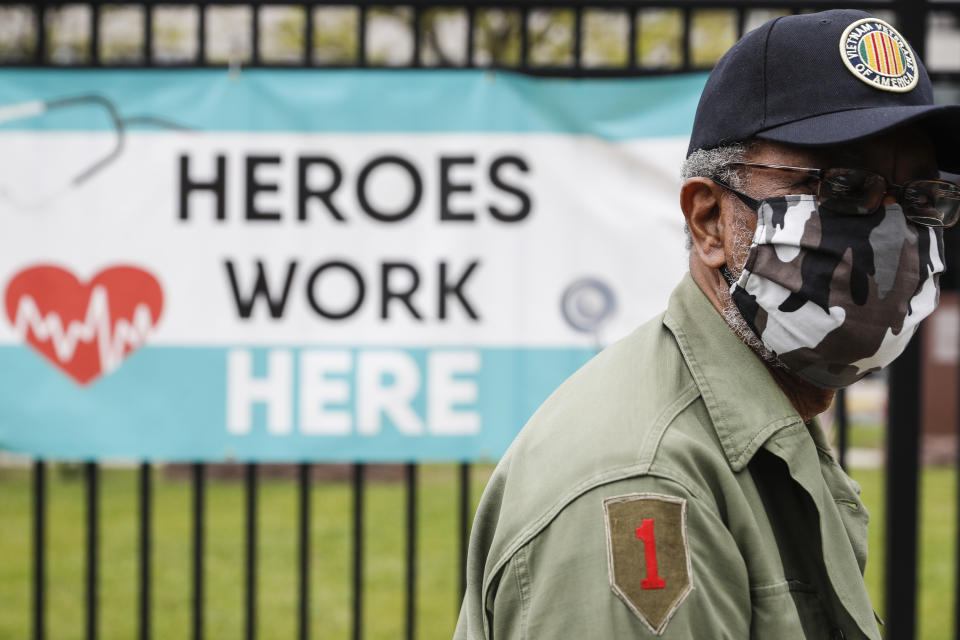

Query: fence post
352,464,364,640
405,463,417,640
86,462,99,640
955,230,960,640
883,6,927,639
33,459,46,640
139,462,151,640
192,463,205,640
245,463,258,640
458,463,470,605
298,463,311,640
836,387,848,471
885,330,923,640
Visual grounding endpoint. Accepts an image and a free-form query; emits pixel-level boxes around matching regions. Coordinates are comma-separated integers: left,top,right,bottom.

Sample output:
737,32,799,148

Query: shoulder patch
603,493,692,635
839,17,918,93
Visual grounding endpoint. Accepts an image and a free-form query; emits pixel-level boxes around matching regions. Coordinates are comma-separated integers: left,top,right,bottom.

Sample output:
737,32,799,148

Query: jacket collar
663,275,880,639
663,273,804,472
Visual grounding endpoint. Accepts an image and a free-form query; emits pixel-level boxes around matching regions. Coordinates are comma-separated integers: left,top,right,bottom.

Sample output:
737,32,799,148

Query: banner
0,69,705,461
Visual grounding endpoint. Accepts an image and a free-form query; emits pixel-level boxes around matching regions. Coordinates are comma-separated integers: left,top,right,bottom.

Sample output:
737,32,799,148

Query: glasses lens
820,168,887,214
903,180,960,227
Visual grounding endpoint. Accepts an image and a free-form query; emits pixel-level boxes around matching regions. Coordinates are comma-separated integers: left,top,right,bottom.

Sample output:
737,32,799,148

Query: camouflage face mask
728,194,944,389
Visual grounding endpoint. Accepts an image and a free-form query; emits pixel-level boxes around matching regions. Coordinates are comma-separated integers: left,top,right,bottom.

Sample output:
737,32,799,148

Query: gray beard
717,206,785,367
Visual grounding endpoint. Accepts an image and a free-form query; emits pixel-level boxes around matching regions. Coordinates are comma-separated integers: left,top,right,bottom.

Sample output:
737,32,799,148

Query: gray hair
681,142,754,186
679,142,756,249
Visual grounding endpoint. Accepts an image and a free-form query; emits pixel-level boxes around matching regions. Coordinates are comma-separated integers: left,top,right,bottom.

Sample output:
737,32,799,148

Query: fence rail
2,1,960,639
0,1,956,81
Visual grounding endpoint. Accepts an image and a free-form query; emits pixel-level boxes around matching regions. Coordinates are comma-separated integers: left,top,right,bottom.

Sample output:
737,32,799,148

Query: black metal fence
2,1,960,639
27,458,473,640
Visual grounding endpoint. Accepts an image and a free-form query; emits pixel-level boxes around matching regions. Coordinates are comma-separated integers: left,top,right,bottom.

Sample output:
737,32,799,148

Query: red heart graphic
4,265,163,385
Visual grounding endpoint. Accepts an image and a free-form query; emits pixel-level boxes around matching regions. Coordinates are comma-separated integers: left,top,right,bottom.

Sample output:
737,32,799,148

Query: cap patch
840,18,918,93
603,493,692,635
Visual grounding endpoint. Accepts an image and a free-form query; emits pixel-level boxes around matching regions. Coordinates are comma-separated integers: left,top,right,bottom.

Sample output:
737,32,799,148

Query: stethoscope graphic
561,277,618,352
0,94,192,210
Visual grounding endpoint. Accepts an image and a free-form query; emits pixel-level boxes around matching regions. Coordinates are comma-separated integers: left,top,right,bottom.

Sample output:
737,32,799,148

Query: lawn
0,464,494,640
849,422,886,450
852,465,958,639
0,462,956,639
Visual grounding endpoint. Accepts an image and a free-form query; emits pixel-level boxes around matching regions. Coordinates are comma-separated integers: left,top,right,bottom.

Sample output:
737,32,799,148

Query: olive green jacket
454,274,881,639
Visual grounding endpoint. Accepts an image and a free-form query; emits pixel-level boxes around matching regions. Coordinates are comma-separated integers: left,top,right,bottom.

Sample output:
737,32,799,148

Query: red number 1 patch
635,518,666,590
604,493,691,633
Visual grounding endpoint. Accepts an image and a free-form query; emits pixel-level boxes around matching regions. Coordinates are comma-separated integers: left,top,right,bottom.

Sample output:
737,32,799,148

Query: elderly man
455,9,960,640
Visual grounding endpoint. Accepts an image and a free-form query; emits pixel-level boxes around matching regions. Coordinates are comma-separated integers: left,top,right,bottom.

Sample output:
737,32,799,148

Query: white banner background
0,70,703,460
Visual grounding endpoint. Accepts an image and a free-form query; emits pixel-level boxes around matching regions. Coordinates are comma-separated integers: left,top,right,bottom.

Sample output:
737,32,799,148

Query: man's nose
882,187,899,206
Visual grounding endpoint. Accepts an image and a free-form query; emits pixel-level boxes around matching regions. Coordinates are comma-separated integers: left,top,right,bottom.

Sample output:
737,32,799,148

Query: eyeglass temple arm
710,177,763,211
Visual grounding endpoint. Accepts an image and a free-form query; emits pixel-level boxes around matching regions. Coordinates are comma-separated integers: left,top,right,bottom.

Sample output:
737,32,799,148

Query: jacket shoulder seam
493,381,700,574
637,382,703,470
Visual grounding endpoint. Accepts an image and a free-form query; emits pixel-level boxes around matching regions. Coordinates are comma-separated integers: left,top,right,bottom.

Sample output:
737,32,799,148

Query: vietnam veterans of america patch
839,18,918,93
603,493,693,635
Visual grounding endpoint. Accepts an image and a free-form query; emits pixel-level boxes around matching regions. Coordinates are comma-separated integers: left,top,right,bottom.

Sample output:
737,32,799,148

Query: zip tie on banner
228,31,244,82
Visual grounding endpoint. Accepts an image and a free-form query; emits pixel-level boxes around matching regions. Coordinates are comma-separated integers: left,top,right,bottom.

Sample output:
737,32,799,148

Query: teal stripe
0,345,595,462
0,69,706,139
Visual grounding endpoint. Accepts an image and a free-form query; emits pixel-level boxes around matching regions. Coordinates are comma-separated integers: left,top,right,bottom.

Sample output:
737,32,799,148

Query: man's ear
680,178,728,269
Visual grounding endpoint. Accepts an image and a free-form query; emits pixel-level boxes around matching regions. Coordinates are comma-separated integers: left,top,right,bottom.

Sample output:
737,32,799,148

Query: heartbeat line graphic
13,286,156,374
4,265,164,385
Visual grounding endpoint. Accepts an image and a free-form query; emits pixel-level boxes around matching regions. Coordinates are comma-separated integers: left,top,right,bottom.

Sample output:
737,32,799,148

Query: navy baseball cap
687,9,960,173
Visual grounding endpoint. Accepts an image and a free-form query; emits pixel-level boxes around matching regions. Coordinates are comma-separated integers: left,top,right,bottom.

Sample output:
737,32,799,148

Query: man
455,9,960,639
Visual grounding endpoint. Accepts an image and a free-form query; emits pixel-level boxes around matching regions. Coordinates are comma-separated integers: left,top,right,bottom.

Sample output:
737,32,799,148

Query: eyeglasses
713,162,960,228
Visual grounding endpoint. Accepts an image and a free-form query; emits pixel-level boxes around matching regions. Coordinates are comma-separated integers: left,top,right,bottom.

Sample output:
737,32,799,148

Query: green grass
849,422,886,450
0,463,956,639
851,465,958,639
0,464,494,640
